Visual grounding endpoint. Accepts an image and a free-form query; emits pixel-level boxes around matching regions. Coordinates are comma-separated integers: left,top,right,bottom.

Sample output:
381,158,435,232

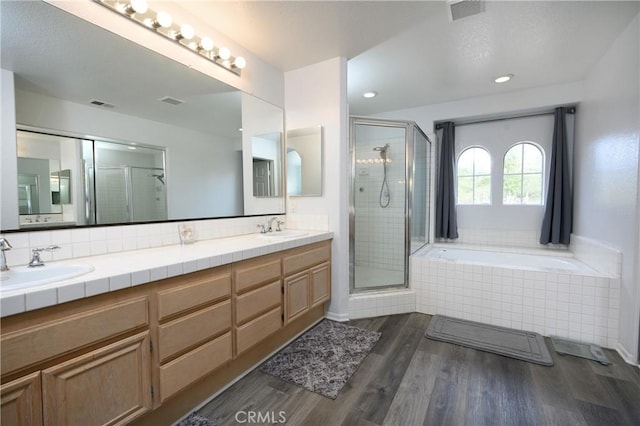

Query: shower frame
349,116,431,294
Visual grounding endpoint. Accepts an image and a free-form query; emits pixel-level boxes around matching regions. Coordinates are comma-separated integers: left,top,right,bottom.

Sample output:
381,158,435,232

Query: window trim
456,145,492,205
502,141,545,205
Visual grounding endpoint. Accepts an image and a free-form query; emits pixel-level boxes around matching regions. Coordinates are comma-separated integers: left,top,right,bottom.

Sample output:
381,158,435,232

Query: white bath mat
425,315,554,366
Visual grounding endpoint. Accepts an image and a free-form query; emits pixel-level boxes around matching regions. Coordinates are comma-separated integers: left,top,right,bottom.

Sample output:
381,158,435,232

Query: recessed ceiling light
363,91,378,98
494,74,514,83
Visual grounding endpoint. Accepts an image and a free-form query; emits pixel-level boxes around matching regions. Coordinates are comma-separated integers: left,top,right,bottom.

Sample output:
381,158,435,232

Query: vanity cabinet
1,238,332,426
154,268,232,403
233,254,283,356
0,293,152,426
283,242,331,324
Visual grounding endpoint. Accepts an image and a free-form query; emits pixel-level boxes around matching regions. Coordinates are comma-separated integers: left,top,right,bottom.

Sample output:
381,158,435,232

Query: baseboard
325,310,349,322
615,342,639,367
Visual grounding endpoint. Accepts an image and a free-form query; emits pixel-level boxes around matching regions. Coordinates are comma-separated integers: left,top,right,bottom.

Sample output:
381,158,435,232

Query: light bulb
156,11,172,28
179,24,195,40
129,0,147,14
218,47,231,60
200,37,214,51
234,56,246,69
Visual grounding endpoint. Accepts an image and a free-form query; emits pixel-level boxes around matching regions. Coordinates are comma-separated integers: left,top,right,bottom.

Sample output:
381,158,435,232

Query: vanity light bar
96,0,246,76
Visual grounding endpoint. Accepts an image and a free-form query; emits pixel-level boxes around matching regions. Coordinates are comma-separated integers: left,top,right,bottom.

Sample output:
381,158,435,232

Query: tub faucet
0,238,12,272
28,245,60,268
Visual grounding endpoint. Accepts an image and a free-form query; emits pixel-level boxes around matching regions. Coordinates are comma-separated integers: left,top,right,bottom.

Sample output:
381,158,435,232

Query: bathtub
411,245,620,349
424,247,595,273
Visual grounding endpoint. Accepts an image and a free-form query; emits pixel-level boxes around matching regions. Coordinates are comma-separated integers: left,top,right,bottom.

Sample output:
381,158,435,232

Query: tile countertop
0,230,333,318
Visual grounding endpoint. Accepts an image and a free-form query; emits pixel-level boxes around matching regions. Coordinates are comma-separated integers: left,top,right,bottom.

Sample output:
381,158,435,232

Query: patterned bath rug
260,319,381,399
175,412,217,426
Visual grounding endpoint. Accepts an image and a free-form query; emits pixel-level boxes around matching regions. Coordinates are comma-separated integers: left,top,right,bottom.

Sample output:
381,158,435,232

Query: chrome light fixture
96,0,247,76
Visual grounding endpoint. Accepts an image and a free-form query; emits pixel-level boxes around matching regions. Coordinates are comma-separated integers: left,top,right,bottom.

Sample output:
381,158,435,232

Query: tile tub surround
0,230,333,317
411,246,621,349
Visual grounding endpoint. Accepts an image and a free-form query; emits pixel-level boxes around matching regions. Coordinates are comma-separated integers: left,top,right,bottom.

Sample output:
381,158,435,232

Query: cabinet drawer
1,372,42,426
159,332,232,402
157,273,230,321
1,297,148,375
235,307,282,355
282,244,331,276
42,331,152,426
158,300,231,363
234,259,281,294
235,281,282,325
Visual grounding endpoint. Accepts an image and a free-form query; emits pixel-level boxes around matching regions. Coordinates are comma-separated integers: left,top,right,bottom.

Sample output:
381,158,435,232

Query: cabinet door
42,332,152,426
1,372,42,426
310,262,331,307
284,271,310,324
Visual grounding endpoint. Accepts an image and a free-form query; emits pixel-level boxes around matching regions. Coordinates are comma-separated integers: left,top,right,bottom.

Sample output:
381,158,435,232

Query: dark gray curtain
435,122,459,239
540,107,572,244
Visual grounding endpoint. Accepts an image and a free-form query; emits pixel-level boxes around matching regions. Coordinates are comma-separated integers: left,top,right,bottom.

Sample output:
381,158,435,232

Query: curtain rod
434,107,576,130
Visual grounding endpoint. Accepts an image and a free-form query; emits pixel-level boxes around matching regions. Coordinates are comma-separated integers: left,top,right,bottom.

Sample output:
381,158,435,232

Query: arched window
503,142,544,205
457,147,491,205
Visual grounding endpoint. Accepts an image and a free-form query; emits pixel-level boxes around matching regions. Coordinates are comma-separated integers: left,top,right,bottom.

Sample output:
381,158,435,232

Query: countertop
0,230,333,317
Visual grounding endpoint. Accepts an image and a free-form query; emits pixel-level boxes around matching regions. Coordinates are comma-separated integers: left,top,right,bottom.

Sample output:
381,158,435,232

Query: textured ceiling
177,1,639,115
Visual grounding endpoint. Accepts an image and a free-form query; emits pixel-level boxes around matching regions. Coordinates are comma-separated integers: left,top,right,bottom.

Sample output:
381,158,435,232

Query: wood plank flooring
196,313,640,426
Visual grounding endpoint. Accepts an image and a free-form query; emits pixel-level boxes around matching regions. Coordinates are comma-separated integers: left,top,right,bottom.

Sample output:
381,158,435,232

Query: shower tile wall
354,136,405,272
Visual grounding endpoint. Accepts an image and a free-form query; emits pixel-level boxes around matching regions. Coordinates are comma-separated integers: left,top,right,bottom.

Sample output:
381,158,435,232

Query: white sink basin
257,230,308,239
0,263,94,291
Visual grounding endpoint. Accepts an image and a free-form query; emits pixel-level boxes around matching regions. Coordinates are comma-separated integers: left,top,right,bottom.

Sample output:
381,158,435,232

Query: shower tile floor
354,265,404,288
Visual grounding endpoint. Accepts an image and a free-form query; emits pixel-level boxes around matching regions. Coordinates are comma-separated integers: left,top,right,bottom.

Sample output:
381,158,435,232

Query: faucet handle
276,220,285,232
28,246,60,268
257,224,267,234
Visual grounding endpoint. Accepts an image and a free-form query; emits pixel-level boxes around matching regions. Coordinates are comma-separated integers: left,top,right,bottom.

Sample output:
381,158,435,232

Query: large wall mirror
287,126,323,196
1,1,284,231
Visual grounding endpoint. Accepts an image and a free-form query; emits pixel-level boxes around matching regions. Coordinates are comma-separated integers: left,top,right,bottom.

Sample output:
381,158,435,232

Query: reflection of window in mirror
286,126,322,196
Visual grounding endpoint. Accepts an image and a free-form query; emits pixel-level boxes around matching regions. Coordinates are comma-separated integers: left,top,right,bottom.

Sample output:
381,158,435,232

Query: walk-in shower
350,117,431,292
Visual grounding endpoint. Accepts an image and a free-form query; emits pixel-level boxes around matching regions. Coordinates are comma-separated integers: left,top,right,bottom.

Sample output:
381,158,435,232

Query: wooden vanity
0,240,331,426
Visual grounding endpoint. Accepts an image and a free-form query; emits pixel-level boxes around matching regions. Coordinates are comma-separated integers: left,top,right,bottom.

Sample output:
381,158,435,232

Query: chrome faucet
28,245,60,267
0,238,12,272
267,217,279,232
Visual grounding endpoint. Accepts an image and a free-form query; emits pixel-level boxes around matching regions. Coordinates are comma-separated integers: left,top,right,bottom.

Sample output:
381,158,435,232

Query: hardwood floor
197,313,640,426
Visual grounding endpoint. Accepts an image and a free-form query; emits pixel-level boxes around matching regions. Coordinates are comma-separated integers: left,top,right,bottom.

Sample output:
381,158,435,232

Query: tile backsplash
1,216,287,268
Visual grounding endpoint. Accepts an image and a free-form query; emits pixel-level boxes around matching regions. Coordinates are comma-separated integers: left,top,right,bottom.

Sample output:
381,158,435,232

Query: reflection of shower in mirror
150,173,165,185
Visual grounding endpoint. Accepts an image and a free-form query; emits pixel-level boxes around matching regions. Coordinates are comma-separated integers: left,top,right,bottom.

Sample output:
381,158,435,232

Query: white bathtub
411,244,620,349
425,247,595,273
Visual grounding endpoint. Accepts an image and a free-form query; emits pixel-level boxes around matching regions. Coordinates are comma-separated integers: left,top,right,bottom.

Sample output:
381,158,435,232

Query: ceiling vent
89,99,115,108
447,0,485,22
159,96,185,106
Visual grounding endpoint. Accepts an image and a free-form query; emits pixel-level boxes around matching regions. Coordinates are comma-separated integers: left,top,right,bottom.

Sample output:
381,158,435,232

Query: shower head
373,144,390,160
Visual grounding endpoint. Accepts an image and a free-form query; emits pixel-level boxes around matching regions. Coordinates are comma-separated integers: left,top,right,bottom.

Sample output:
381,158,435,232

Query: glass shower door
351,120,408,291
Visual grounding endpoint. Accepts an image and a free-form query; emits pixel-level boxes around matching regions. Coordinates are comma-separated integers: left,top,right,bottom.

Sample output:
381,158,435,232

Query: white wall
573,16,640,363
455,115,555,236
1,69,19,229
285,57,349,321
